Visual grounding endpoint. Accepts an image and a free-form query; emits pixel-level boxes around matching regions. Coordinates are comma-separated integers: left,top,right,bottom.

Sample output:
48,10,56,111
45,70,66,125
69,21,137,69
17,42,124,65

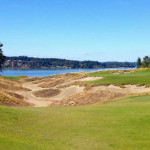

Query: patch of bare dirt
33,89,61,98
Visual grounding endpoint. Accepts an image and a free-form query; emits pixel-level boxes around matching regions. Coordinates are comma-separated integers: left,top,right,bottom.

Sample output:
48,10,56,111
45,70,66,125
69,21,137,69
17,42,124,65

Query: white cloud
82,51,89,55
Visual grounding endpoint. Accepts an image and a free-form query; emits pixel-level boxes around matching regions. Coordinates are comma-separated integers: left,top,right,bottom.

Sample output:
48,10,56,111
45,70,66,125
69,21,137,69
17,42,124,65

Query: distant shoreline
2,67,136,70
1,67,136,77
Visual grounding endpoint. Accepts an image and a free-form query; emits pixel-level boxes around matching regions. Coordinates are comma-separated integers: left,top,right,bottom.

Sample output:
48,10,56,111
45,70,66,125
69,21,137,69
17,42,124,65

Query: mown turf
86,69,150,87
0,96,150,150
0,75,27,81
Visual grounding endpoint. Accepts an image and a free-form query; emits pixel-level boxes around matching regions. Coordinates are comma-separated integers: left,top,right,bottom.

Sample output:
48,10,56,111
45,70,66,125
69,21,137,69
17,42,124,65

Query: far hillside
3,56,136,69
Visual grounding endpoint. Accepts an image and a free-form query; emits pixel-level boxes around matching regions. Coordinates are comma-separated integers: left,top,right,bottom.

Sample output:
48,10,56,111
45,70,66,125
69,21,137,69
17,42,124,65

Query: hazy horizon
1,0,150,62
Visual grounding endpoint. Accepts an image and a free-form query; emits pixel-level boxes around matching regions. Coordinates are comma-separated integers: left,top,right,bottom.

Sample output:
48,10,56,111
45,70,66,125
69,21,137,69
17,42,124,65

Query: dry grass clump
24,72,86,86
0,82,29,91
0,79,30,91
113,70,124,74
51,72,83,78
48,72,86,81
73,80,127,89
50,90,127,106
33,88,61,98
24,72,83,83
38,73,86,88
88,69,135,75
56,83,73,89
32,77,55,84
0,78,31,106
38,79,66,88
60,72,85,79
0,92,30,107
4,91,24,100
23,77,44,82
72,81,92,90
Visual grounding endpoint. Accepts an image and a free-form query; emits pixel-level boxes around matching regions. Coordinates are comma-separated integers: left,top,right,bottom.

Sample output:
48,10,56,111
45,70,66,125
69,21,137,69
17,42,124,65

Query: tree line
4,56,136,69
137,56,150,68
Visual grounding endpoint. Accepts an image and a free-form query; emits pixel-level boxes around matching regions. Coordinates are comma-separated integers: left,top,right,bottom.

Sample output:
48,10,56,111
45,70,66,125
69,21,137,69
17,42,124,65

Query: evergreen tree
0,43,6,71
142,56,150,68
137,57,142,68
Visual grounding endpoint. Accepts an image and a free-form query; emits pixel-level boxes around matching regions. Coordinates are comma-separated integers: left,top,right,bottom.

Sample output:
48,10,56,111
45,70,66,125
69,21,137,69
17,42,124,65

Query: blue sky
1,0,150,62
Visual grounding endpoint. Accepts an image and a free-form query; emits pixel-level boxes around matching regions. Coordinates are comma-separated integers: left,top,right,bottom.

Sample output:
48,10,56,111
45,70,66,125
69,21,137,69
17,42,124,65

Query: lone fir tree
137,57,142,68
0,43,6,71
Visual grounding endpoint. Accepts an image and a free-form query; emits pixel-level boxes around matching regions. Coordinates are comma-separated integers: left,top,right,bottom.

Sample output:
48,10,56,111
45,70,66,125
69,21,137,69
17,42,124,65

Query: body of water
0,68,136,77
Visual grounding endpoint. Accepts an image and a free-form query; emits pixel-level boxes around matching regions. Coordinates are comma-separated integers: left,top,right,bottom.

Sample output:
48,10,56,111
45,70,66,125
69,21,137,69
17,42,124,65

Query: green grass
86,69,150,86
1,96,150,150
0,75,27,81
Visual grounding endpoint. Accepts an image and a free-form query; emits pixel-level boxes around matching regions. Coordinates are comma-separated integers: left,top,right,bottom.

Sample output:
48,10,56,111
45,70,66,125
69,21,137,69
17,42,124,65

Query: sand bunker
124,85,150,93
20,82,84,107
93,85,150,94
50,85,84,101
79,77,103,81
18,73,150,107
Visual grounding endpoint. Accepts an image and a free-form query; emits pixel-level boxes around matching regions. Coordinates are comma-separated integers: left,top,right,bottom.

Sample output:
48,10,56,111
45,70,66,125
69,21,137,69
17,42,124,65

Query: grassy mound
4,91,24,100
0,76,30,107
0,77,29,91
86,69,150,87
0,95,150,149
0,92,29,107
50,90,126,106
0,75,27,81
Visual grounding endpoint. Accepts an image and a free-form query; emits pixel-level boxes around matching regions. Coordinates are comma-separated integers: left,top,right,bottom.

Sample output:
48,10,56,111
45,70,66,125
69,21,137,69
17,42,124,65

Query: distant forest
3,56,136,69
